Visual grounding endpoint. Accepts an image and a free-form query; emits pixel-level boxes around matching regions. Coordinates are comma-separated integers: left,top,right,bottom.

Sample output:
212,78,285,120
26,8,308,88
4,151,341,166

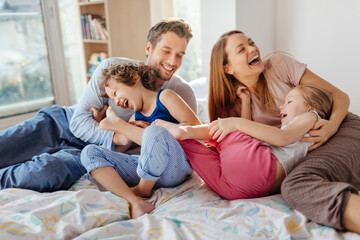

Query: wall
276,0,360,114
235,0,276,60
200,0,276,77
200,0,237,77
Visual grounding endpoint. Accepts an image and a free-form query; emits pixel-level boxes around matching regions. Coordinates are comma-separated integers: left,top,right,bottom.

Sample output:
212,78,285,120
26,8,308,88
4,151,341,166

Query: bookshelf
78,0,151,80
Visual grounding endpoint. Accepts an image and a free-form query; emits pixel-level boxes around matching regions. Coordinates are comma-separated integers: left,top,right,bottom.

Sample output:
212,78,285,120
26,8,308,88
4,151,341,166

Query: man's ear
145,41,151,56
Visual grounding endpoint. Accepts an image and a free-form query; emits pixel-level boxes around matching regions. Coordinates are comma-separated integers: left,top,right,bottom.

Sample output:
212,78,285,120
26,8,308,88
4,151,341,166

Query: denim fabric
0,105,88,192
81,125,193,190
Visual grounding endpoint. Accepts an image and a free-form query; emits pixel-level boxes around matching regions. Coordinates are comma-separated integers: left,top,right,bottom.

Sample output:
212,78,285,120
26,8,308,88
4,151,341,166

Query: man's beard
153,67,171,81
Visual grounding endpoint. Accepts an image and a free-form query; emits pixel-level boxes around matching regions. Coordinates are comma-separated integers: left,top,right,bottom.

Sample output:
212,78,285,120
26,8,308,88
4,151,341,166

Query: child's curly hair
98,62,157,98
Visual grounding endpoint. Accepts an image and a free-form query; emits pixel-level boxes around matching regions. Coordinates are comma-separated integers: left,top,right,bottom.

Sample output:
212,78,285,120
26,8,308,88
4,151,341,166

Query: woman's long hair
208,30,275,121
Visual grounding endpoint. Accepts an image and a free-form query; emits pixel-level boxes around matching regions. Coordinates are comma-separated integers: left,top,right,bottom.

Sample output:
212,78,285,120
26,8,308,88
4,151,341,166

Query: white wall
200,0,237,77
200,0,276,78
276,0,360,114
235,0,276,60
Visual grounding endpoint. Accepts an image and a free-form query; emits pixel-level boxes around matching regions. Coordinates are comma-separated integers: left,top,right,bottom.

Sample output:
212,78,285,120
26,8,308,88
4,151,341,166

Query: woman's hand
209,117,239,142
301,119,338,151
236,85,251,102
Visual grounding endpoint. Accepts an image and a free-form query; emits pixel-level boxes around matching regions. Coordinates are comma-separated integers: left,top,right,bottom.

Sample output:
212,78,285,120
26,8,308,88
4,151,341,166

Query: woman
204,30,360,233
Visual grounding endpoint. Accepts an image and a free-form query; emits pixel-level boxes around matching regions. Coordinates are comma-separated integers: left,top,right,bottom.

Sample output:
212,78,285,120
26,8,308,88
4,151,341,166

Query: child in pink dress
153,85,332,200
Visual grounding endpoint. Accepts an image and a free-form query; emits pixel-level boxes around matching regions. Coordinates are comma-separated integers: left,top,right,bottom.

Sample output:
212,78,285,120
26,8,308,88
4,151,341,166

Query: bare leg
153,119,211,140
269,161,286,194
152,119,185,139
343,193,360,234
91,166,155,219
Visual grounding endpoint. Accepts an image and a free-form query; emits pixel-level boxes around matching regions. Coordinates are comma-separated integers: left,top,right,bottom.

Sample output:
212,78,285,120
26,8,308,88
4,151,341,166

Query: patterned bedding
0,173,359,240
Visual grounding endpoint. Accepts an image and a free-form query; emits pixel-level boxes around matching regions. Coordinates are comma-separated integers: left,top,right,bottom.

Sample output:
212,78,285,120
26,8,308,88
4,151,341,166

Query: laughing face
279,88,311,126
105,76,143,112
223,33,264,84
144,31,187,85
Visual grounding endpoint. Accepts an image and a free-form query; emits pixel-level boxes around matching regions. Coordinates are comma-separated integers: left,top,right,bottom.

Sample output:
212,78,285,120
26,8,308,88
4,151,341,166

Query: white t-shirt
263,110,321,175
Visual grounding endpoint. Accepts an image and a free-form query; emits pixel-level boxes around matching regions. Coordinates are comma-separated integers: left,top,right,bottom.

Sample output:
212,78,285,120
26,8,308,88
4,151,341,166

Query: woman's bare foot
99,106,123,131
129,198,155,219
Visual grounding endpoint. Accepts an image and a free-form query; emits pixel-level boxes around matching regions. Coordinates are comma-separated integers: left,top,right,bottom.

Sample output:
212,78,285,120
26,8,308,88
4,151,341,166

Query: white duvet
0,173,359,240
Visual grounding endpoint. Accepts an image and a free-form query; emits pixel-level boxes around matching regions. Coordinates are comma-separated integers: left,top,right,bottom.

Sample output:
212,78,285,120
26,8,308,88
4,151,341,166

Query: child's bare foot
152,119,184,139
99,106,122,131
130,198,155,219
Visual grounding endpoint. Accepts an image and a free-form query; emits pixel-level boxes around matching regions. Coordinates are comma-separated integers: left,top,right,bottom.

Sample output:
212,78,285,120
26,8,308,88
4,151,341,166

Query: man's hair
146,18,193,47
98,63,157,98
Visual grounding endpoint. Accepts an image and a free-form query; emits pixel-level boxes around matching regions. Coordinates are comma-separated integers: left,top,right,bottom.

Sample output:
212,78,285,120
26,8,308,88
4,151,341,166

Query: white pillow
189,77,209,124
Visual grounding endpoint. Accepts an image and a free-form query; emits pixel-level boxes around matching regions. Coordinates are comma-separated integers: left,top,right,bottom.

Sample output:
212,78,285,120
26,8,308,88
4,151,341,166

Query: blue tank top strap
135,89,179,124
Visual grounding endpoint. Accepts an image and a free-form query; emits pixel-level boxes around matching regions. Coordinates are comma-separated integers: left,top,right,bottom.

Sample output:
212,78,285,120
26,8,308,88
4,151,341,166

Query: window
0,0,85,129
0,0,54,118
173,0,202,82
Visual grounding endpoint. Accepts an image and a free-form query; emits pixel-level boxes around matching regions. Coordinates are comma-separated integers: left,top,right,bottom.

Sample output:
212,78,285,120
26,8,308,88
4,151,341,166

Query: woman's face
224,33,264,83
105,76,143,112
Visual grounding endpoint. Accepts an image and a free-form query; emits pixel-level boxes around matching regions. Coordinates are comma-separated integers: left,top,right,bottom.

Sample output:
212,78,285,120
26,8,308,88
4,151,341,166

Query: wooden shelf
79,1,104,6
77,0,151,81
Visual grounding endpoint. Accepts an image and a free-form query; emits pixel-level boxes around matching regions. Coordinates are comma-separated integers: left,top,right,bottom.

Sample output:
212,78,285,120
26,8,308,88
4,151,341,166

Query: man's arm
69,57,135,149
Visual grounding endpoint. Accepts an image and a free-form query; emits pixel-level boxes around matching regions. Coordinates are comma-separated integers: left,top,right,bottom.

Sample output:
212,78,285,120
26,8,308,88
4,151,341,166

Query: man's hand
89,105,108,123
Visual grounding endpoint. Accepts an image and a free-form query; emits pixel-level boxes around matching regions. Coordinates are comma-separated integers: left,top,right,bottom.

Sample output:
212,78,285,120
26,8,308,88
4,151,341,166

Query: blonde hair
295,85,332,119
99,63,157,98
208,30,276,122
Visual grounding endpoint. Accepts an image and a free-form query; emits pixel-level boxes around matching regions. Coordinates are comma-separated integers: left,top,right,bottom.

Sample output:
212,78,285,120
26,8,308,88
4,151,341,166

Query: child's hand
209,117,238,142
236,86,251,101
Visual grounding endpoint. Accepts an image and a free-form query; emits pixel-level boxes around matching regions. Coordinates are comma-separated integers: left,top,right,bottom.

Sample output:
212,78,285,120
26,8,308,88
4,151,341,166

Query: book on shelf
81,14,108,40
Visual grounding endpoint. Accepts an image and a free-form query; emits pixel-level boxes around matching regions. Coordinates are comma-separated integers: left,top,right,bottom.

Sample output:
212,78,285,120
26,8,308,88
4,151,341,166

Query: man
0,18,196,192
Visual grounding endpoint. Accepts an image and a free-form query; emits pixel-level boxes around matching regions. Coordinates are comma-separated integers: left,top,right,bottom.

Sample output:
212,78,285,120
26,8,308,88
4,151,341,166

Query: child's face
105,77,142,111
280,88,310,126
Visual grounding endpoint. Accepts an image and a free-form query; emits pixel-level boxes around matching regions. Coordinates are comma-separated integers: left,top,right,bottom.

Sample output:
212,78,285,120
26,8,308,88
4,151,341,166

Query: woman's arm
210,112,318,146
299,69,350,150
236,86,252,120
160,89,201,126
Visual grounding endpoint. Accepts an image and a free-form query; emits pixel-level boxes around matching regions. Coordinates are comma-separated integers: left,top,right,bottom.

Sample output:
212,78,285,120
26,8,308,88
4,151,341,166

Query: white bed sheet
0,173,359,240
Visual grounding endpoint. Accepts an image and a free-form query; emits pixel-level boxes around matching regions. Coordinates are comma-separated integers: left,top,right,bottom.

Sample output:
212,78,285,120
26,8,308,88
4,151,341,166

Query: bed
1,78,360,239
0,173,359,239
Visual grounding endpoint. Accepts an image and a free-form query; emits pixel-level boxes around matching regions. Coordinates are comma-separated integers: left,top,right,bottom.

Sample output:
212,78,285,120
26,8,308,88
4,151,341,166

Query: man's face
145,31,187,84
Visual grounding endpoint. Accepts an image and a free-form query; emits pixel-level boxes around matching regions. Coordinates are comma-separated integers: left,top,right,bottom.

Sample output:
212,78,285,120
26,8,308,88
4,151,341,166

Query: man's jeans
0,105,88,192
